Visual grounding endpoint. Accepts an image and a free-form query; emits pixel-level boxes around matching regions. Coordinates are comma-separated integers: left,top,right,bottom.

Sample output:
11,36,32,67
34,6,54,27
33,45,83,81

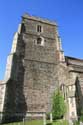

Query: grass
2,119,69,125
53,120,68,125
2,120,43,125
28,120,43,125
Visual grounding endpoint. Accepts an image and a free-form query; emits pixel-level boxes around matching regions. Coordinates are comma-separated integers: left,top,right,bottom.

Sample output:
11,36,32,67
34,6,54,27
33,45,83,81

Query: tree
79,108,83,122
52,90,66,120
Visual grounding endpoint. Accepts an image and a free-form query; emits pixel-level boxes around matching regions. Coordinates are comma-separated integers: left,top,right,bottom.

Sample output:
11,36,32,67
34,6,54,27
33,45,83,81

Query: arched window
36,37,44,46
37,37,42,45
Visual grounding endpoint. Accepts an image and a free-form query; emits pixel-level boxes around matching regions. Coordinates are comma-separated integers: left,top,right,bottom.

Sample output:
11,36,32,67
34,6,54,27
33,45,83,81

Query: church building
0,13,83,123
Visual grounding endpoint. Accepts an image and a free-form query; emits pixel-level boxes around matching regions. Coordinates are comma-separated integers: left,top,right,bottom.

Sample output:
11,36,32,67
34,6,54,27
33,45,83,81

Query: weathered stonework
0,13,83,123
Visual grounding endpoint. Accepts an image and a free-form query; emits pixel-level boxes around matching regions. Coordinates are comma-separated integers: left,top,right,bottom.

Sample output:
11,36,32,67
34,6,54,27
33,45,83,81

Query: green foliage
3,120,43,125
46,123,52,125
2,120,69,125
46,112,50,120
73,120,80,125
79,108,83,122
80,115,83,122
52,90,67,120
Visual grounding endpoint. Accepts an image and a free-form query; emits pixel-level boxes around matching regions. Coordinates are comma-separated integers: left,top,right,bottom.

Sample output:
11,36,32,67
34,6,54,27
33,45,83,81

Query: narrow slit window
37,25,42,32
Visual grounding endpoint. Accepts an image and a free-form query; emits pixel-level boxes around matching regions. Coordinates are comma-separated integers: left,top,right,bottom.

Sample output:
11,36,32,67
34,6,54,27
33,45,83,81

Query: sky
0,0,83,80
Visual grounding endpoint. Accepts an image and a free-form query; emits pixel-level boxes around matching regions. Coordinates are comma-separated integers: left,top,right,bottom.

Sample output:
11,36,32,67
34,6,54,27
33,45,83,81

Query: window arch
36,37,44,46
37,37,42,45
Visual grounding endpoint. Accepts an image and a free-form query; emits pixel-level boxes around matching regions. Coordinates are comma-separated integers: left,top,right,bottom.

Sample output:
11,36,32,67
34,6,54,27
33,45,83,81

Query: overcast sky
0,0,83,79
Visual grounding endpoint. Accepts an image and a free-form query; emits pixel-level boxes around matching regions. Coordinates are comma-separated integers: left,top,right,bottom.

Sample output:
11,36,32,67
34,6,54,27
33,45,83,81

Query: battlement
22,13,57,26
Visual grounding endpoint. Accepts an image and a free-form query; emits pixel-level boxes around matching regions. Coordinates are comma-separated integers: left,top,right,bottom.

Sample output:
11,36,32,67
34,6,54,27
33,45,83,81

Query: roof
65,56,83,62
22,13,57,26
0,80,2,84
65,56,83,66
65,56,83,73
0,80,2,83
0,80,6,85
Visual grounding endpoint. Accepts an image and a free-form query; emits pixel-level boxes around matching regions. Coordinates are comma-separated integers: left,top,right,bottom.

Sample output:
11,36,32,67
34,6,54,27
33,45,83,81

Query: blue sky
0,0,83,79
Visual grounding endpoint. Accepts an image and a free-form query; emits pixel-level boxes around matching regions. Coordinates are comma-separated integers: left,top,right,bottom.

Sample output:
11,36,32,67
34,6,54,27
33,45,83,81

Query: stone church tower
0,13,83,123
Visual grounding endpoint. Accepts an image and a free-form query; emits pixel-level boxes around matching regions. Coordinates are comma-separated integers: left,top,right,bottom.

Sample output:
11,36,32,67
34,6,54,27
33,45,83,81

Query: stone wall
22,14,59,114
66,56,83,120
0,13,83,123
0,81,6,122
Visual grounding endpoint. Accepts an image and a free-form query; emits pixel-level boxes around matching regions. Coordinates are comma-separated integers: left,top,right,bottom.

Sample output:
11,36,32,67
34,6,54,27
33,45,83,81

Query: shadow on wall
2,65,27,123
2,38,27,123
75,76,83,119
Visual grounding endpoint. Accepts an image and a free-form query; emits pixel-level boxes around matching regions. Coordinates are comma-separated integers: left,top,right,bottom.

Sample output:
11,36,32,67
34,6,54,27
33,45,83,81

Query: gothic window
37,25,42,32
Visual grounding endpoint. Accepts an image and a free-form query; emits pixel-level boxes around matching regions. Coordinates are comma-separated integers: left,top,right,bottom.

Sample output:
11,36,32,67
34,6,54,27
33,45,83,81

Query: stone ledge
22,13,57,26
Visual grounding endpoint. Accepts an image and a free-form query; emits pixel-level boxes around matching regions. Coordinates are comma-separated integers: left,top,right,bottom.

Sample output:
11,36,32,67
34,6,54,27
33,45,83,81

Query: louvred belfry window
37,25,42,32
